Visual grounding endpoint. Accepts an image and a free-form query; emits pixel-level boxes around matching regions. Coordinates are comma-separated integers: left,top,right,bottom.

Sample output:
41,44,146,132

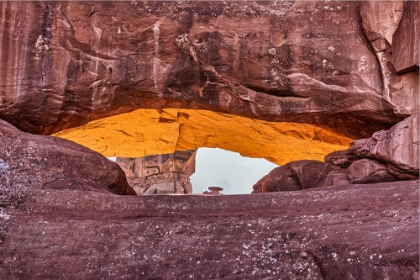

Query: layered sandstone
360,1,419,116
116,150,195,195
351,113,419,179
391,1,420,73
0,1,417,139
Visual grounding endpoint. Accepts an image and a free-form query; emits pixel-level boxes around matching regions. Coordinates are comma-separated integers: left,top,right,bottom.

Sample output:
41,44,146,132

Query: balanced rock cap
208,186,224,192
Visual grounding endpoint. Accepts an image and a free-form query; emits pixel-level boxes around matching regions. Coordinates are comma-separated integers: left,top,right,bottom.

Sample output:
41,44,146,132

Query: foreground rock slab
0,180,418,279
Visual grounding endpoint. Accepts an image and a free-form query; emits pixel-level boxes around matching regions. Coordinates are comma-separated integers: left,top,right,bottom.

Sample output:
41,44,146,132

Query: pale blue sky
190,148,278,194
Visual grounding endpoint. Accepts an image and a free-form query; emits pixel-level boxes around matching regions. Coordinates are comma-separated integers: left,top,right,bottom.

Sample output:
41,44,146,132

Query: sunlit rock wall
54,109,352,166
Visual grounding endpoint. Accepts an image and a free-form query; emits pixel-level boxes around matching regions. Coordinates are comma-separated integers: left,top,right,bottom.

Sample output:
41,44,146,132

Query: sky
190,148,278,194
109,148,279,195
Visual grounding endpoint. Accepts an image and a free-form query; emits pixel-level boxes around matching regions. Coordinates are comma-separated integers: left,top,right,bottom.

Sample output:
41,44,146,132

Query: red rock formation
0,119,135,195
0,1,417,138
0,1,418,278
351,113,419,179
347,158,397,184
360,1,419,116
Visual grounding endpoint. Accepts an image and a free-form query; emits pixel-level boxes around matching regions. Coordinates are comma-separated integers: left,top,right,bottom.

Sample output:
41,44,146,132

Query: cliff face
0,1,418,138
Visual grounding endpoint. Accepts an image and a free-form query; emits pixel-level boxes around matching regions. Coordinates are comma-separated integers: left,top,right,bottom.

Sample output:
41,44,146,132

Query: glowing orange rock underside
53,109,352,166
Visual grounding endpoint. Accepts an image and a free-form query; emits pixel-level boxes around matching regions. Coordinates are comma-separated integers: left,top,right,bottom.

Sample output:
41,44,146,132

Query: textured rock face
128,173,192,195
0,180,418,279
116,150,195,195
0,1,419,277
0,1,417,139
0,120,135,195
324,149,360,168
254,114,419,192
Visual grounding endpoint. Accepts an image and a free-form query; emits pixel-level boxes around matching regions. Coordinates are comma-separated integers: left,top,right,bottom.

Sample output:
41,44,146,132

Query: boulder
347,158,397,184
253,160,331,193
0,119,135,195
252,166,300,193
351,113,419,177
318,169,351,187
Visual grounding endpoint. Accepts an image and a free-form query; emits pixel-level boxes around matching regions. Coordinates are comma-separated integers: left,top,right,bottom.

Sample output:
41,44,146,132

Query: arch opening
53,108,353,194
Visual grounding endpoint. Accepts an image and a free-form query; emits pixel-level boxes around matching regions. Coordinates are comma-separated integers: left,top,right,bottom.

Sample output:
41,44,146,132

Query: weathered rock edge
0,180,418,279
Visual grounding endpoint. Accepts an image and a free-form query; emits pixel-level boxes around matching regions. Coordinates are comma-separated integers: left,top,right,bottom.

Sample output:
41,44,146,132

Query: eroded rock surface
0,1,417,138
0,119,135,195
347,158,397,184
116,150,195,195
324,149,360,168
0,180,418,279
